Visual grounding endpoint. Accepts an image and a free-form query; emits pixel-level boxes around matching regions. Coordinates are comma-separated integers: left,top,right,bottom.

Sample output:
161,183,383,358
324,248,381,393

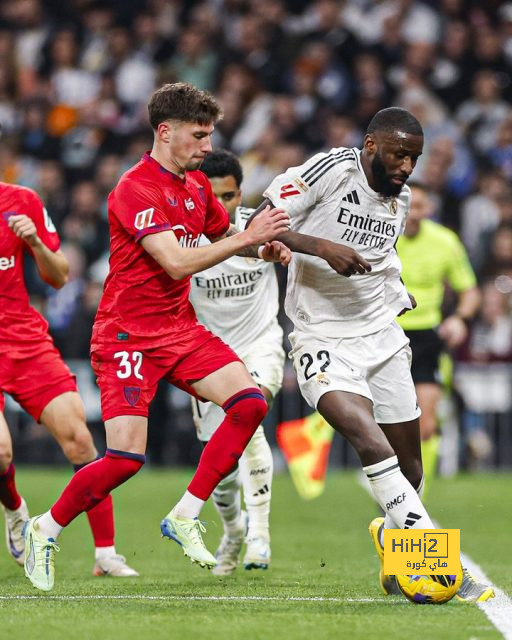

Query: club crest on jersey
390,199,398,216
315,372,331,386
124,386,140,406
280,183,302,199
293,178,309,192
134,208,156,230
184,198,195,210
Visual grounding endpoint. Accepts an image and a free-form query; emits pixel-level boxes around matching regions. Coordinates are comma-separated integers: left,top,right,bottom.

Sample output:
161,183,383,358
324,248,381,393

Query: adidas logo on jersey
341,190,360,205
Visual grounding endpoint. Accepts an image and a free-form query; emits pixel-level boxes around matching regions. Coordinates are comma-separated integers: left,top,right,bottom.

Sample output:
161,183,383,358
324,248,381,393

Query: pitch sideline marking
460,551,512,640
0,595,387,603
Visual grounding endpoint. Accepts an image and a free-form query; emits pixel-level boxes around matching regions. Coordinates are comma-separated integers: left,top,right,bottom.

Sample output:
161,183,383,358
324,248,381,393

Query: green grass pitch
0,468,510,640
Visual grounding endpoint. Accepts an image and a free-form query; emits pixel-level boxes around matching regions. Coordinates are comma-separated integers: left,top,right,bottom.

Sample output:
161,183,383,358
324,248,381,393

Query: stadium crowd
2,0,512,470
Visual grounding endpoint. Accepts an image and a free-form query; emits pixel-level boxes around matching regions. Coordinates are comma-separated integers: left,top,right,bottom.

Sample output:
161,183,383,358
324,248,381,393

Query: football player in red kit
0,181,137,577
23,82,291,591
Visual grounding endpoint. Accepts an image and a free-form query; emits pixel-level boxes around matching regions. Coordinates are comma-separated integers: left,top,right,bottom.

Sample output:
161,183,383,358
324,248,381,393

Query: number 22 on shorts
114,351,144,380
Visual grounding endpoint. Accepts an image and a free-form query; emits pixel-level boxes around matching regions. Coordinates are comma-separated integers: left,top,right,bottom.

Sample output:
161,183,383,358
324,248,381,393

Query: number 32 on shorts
299,350,331,381
114,351,144,380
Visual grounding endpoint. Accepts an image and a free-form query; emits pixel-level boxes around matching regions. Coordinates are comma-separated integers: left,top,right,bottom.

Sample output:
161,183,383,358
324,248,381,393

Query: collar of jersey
143,152,187,184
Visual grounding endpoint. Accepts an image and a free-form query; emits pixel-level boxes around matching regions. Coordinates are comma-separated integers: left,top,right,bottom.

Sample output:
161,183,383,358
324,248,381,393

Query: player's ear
157,121,171,143
363,133,377,155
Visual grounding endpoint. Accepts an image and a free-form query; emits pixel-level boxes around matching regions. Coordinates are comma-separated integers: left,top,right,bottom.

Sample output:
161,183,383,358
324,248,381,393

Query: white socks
364,456,434,531
212,468,243,535
173,490,205,519
36,511,63,540
211,426,273,539
240,426,273,539
95,545,116,560
384,473,425,532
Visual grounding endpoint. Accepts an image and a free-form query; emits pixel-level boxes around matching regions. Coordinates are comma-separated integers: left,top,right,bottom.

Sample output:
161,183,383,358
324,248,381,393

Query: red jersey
0,182,60,356
92,153,230,348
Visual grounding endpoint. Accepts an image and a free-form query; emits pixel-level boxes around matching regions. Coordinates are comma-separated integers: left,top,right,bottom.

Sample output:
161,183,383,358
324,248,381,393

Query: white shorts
289,321,420,424
192,334,285,441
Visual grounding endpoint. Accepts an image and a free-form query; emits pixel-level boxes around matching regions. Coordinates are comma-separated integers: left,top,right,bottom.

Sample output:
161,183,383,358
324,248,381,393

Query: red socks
188,388,267,501
51,449,145,527
0,463,22,511
73,458,115,548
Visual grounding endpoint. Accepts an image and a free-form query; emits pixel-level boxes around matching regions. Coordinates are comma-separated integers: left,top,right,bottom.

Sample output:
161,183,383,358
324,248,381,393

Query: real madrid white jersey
189,206,283,355
264,147,412,338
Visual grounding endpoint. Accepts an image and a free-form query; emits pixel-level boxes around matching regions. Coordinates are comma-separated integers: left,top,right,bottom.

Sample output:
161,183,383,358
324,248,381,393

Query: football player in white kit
253,108,493,602
189,150,285,575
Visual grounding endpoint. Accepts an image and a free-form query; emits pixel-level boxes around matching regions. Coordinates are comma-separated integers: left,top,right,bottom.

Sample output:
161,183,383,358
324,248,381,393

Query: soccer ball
396,568,463,604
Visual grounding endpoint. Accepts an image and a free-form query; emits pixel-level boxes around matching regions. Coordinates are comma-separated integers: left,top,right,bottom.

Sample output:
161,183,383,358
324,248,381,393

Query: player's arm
141,205,289,279
247,198,371,277
7,215,68,289
438,234,481,348
211,223,292,265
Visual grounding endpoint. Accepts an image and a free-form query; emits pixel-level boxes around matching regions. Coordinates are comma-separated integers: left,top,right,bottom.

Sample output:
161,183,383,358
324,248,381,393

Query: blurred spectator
61,180,108,265
456,70,510,156
455,282,512,468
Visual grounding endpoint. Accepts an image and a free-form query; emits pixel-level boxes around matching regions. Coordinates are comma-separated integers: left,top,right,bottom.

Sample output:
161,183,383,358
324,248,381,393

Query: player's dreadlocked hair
366,107,423,137
200,149,243,188
148,82,222,129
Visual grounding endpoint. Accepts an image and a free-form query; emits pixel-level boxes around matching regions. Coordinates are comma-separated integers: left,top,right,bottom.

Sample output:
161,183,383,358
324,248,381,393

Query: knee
60,427,96,465
104,450,145,484
225,389,268,428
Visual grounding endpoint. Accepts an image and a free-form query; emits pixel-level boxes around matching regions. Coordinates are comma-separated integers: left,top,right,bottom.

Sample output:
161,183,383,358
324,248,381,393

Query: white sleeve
263,149,354,217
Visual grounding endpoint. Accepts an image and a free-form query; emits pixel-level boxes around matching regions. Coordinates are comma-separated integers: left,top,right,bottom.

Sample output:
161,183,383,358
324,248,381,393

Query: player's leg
373,339,494,602
179,360,267,512
240,423,273,570
162,335,267,568
239,335,283,571
39,391,138,577
24,415,146,590
406,329,444,495
0,409,28,565
416,383,442,494
192,398,246,575
23,344,156,590
318,391,434,530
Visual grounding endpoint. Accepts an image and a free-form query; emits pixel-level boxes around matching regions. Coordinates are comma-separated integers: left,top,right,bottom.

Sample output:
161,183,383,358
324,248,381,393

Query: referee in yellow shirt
397,183,481,493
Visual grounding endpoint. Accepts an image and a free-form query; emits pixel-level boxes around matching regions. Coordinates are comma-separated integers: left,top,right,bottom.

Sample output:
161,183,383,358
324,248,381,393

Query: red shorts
0,342,77,421
90,323,241,421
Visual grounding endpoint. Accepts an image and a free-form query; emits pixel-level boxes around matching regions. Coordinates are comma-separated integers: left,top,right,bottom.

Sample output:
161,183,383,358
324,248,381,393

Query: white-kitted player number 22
114,351,144,380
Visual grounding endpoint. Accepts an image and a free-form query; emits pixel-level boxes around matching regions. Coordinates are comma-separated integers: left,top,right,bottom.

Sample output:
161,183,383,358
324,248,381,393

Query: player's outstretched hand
322,241,371,277
7,214,40,247
245,205,290,245
259,241,292,266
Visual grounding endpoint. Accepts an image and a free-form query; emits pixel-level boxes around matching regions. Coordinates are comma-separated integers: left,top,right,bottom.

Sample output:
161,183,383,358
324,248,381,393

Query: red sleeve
201,177,230,240
110,177,172,241
23,189,60,252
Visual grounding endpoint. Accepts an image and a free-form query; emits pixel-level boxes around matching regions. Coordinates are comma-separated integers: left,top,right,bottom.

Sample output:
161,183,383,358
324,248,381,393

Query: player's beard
371,152,404,197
